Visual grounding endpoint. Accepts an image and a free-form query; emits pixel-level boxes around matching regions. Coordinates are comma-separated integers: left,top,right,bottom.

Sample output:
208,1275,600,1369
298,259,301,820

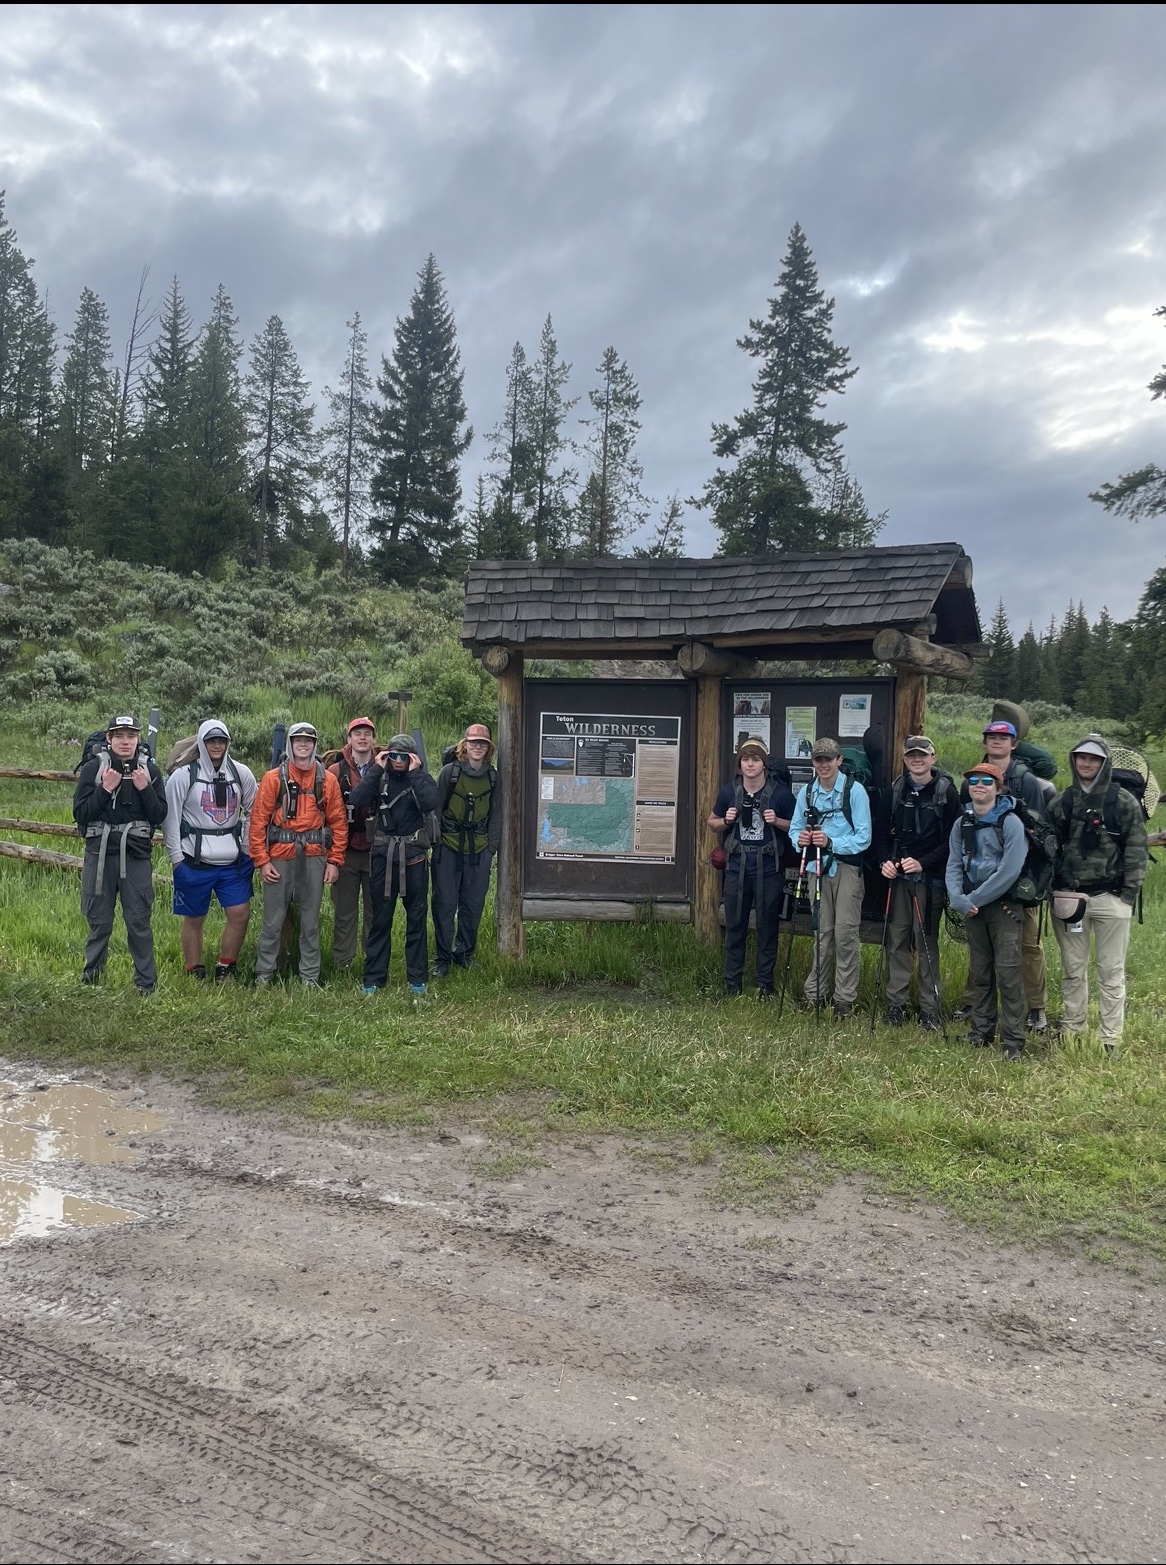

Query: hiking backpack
962,798,1058,907
889,770,954,856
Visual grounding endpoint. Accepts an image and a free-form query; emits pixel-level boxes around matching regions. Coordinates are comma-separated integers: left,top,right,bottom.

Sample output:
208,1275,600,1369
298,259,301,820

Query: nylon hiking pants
885,876,944,1018
431,844,492,967
803,863,864,1009
722,859,781,994
256,855,327,982
1021,904,1047,1011
330,848,372,968
1053,892,1134,1043
81,850,156,992
964,900,1025,1049
364,852,429,988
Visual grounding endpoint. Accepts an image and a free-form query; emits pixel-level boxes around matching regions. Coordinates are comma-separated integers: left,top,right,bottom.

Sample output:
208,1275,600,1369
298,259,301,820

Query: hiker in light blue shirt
788,737,872,1018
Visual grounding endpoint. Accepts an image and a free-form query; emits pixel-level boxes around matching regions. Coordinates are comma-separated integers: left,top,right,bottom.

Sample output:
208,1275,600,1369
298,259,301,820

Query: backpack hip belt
266,824,332,855
372,829,429,892
182,820,243,866
85,820,153,895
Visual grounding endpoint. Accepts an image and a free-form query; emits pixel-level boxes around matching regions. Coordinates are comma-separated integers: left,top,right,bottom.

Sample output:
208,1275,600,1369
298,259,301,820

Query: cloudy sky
3,3,1165,632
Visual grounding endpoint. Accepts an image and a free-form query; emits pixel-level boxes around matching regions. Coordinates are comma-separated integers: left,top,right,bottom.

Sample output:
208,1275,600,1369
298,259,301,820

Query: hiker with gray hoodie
945,763,1028,1061
1046,735,1148,1053
163,719,258,982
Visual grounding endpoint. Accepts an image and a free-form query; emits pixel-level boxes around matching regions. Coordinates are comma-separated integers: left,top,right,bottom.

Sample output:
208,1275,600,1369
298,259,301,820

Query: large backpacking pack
166,734,245,864
889,769,955,857
438,745,498,856
1056,746,1157,920
77,731,153,781
961,797,1058,907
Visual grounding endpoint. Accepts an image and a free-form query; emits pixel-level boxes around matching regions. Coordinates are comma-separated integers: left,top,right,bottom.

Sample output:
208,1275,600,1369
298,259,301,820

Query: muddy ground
0,1062,1163,1564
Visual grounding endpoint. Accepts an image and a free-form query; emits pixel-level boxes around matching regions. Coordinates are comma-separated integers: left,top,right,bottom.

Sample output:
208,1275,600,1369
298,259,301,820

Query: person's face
205,736,229,766
739,751,766,784
903,750,933,782
1073,753,1103,783
813,755,842,788
387,747,411,771
966,774,999,813
108,729,139,759
983,733,1015,764
290,736,315,763
464,737,489,762
348,726,376,756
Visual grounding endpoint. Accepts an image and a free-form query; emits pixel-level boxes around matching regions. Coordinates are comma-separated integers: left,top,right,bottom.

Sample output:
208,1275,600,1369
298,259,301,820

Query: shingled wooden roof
461,543,981,658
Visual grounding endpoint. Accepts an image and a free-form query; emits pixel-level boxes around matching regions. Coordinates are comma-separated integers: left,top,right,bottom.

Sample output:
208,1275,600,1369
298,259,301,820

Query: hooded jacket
162,719,259,868
348,757,440,864
72,739,167,858
875,766,961,877
249,735,348,867
327,741,376,854
945,796,1026,914
1049,735,1148,906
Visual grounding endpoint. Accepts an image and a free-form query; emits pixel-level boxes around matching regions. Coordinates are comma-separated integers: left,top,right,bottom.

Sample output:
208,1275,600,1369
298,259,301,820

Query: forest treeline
0,195,880,583
1,188,1163,739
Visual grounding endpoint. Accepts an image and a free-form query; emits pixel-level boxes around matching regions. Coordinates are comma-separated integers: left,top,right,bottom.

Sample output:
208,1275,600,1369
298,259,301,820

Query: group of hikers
709,717,1153,1060
68,704,1154,1056
72,713,501,1000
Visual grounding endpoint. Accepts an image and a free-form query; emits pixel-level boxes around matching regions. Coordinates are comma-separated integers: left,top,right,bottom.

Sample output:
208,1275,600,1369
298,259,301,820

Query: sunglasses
387,751,410,762
966,775,997,787
465,738,488,745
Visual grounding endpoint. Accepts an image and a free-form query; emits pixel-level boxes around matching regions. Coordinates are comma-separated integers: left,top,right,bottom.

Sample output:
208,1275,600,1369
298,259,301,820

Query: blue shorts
173,855,255,918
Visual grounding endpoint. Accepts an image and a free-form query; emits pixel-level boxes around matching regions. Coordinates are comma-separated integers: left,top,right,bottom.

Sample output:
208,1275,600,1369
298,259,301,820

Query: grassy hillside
1,541,1164,1268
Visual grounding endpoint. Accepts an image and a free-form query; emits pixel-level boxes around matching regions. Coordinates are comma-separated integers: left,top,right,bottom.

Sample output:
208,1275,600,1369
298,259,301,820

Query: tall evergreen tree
1129,566,1166,737
633,493,686,559
369,254,472,585
528,315,576,557
1090,304,1166,522
1013,623,1043,705
183,285,250,573
321,312,376,575
694,222,880,554
1056,600,1093,708
574,346,648,558
58,286,117,546
980,599,1016,698
486,341,535,560
243,314,318,568
0,192,61,541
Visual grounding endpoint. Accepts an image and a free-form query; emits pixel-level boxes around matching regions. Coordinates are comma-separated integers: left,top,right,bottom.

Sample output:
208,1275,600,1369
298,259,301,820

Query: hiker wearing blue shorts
163,719,258,982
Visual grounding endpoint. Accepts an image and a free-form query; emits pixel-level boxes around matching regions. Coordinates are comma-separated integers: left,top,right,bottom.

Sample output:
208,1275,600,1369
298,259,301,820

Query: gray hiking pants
965,899,1025,1048
885,876,944,1016
81,849,156,991
256,855,326,982
330,847,372,968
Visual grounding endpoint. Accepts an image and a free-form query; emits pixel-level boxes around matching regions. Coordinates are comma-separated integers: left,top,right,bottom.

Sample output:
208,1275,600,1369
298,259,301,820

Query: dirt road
1,1062,1163,1563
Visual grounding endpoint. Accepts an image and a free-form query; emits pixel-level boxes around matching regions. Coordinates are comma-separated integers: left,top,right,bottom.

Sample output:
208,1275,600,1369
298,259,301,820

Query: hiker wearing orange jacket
249,721,348,987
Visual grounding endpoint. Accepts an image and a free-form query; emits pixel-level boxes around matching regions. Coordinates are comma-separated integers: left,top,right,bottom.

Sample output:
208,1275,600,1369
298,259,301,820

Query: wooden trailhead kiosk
461,543,982,958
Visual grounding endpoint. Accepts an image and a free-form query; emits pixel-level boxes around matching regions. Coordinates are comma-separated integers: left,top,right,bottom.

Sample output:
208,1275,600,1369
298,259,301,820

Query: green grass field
2,716,1164,1269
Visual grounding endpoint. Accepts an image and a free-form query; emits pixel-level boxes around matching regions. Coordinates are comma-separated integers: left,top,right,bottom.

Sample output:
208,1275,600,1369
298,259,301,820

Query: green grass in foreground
1,842,1164,1267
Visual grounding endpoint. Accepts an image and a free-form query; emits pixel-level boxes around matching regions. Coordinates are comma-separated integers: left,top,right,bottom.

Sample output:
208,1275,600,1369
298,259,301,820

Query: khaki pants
1052,892,1133,1042
330,847,372,968
965,899,1025,1048
803,862,864,1008
1022,904,1047,1011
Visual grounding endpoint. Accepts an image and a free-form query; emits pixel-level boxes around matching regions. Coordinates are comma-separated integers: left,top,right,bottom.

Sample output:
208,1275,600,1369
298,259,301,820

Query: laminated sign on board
537,713,681,863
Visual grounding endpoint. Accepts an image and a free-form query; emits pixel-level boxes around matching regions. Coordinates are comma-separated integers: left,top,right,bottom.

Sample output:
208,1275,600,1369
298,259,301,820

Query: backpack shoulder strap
1102,779,1126,843
840,773,854,829
441,761,463,811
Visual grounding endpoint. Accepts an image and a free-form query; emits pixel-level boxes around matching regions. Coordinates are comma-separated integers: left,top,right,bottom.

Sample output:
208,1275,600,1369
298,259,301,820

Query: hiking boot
362,983,381,997
433,962,451,980
723,984,742,999
1004,1043,1024,1063
968,1032,995,1048
885,1004,906,1026
254,974,273,988
452,955,474,970
187,964,208,981
213,962,237,984
1026,1008,1048,1033
81,970,101,987
756,988,775,1003
1103,1040,1118,1059
136,984,156,998
832,1001,854,1020
410,983,428,1002
920,1013,942,1033
953,1003,972,1021
301,978,323,989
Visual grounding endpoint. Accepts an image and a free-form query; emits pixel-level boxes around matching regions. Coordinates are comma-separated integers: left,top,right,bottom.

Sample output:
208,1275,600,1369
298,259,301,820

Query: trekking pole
812,846,822,1027
910,880,949,1042
869,877,894,1033
775,862,807,1020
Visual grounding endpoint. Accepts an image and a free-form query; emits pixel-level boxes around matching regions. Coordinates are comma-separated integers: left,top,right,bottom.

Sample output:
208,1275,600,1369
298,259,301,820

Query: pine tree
486,341,535,560
369,254,472,585
694,222,880,555
0,192,61,541
244,314,318,568
1129,566,1166,737
980,599,1016,698
633,494,686,559
574,346,648,558
1014,623,1043,704
468,473,493,560
58,286,118,546
182,285,250,573
528,315,576,557
1090,304,1166,521
111,266,156,462
1056,600,1093,709
321,312,376,575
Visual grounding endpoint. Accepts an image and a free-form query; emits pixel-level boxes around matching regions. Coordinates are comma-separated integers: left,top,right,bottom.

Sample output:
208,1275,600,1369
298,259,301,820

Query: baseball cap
811,738,842,760
964,763,1005,786
464,723,492,743
736,735,768,762
1070,738,1107,759
903,734,936,754
982,720,1018,739
107,713,140,733
287,721,318,742
347,716,376,736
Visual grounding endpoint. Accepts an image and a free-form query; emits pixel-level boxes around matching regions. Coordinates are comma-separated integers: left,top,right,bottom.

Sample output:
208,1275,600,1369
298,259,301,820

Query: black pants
81,849,156,991
364,852,429,987
723,859,782,993
431,844,492,966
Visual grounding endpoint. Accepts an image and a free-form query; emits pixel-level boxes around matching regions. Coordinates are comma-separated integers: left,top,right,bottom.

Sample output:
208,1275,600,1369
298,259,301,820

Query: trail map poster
537,712,681,863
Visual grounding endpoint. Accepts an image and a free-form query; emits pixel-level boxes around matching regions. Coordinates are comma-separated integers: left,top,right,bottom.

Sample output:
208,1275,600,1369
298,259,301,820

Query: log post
677,642,762,681
893,672,928,765
871,629,975,680
494,651,524,960
693,674,722,945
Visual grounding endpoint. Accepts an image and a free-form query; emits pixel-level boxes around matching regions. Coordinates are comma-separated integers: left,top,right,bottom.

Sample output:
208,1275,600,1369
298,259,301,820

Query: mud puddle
0,1075,167,1244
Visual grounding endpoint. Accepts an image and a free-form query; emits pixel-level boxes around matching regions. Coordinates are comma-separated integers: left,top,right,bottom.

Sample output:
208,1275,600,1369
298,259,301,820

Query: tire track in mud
0,1503,155,1565
1,1326,571,1565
